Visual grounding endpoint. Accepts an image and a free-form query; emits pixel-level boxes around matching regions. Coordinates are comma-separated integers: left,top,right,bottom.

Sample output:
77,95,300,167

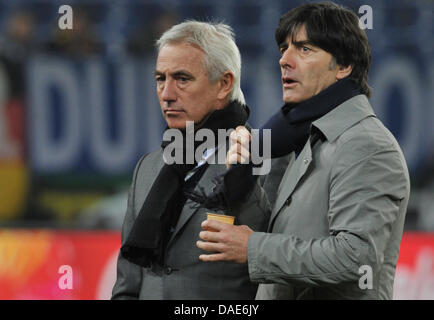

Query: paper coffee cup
206,213,235,231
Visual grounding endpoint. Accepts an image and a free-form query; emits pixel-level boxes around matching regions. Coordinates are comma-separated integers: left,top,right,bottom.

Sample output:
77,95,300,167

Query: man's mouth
164,108,185,115
282,76,298,88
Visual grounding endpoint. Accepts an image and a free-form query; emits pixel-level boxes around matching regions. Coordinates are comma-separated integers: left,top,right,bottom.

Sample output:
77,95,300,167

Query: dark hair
275,1,372,97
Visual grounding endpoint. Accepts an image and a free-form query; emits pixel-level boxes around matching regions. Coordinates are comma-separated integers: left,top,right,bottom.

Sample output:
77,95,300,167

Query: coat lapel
168,163,227,245
268,140,313,231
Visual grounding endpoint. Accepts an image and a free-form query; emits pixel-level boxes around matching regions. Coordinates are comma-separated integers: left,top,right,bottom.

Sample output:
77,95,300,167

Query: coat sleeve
247,140,410,287
111,155,147,300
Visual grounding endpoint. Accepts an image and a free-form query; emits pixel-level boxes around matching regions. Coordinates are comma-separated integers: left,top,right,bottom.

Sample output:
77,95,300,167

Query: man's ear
336,64,353,80
217,71,235,101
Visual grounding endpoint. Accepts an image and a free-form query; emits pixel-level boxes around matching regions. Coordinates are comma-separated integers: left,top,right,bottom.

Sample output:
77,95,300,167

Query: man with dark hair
196,2,410,299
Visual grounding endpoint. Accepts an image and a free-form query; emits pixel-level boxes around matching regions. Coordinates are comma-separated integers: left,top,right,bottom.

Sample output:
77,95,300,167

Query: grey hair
156,20,245,104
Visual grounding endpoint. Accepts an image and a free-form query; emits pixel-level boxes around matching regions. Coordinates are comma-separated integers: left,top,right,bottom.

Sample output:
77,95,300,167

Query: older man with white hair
112,20,273,300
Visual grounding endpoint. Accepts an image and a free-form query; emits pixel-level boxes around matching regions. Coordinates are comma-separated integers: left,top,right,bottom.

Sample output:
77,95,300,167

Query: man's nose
279,46,296,69
161,79,177,102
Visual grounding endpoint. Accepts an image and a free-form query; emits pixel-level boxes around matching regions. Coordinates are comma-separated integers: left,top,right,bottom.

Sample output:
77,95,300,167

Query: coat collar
311,94,376,143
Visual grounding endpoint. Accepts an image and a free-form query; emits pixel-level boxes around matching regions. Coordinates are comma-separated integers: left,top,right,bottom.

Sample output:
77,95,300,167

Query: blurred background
0,0,433,299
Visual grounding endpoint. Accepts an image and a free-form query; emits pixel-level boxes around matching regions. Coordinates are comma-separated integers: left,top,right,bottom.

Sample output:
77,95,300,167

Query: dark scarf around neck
187,78,362,212
261,77,361,158
120,100,249,268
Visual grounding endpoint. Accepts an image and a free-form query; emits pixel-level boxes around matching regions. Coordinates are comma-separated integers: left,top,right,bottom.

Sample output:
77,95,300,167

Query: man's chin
165,117,188,130
167,124,186,130
283,93,305,104
283,97,300,104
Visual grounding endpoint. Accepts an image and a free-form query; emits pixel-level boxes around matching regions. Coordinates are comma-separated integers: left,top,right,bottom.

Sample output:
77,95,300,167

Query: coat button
164,266,173,275
303,158,310,165
285,197,291,206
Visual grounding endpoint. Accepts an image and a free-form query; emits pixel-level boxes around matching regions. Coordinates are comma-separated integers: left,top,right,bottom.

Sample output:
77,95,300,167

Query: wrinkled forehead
157,42,205,66
157,42,209,70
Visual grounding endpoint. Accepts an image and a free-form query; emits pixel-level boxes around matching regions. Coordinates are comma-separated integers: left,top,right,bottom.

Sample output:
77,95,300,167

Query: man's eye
179,77,189,83
279,47,286,55
301,46,311,52
156,77,164,82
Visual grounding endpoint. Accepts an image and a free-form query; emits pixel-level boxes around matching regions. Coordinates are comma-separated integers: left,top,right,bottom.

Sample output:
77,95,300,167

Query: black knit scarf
120,100,249,268
260,77,361,157
188,78,361,210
